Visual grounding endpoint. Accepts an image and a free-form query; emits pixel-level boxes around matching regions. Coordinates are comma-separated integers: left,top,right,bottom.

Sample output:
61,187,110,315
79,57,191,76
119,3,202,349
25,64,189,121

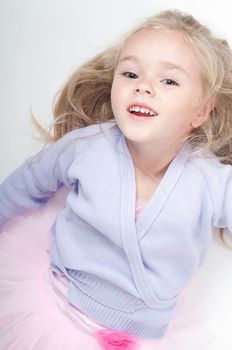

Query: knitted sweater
0,121,231,339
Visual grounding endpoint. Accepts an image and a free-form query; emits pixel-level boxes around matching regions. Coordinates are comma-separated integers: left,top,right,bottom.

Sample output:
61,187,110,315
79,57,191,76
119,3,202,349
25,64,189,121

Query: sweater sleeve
0,130,80,230
210,163,232,234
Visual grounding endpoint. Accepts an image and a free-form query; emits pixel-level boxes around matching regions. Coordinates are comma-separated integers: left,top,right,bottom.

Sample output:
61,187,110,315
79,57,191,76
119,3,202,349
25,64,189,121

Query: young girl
0,9,232,350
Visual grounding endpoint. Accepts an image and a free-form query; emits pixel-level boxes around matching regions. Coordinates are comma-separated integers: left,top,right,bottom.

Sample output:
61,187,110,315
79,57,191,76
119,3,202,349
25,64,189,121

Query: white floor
164,227,232,350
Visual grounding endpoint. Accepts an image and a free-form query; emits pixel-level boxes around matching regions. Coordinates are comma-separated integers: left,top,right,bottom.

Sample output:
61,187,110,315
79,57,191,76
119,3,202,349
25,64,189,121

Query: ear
191,98,214,128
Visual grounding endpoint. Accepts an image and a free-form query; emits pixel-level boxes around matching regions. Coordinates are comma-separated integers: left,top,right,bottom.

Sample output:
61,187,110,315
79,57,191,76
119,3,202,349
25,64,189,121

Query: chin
123,126,153,139
124,134,156,145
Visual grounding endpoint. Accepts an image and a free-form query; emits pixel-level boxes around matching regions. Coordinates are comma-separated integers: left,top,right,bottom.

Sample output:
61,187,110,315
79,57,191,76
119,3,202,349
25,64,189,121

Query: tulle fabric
0,187,218,350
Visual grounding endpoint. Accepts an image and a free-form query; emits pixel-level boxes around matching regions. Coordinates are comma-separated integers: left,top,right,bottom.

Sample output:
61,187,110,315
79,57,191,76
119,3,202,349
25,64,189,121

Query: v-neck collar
117,134,192,306
119,134,192,241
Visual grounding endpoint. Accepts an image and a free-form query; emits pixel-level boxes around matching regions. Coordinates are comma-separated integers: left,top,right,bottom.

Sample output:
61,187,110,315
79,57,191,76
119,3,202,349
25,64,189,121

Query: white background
1,1,232,348
1,0,232,180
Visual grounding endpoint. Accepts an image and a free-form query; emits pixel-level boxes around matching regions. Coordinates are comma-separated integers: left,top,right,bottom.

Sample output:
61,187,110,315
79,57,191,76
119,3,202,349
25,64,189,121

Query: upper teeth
129,106,156,116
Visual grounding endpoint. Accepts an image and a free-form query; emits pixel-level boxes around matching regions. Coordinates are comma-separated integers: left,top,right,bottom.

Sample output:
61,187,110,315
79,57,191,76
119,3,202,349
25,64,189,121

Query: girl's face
111,29,211,150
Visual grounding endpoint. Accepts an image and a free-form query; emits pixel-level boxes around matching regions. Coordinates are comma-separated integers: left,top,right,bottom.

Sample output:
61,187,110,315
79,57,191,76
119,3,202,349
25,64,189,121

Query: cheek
171,94,200,116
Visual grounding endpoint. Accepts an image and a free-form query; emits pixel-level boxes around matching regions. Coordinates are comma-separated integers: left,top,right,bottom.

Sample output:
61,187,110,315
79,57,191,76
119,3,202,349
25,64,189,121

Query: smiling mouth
128,105,158,118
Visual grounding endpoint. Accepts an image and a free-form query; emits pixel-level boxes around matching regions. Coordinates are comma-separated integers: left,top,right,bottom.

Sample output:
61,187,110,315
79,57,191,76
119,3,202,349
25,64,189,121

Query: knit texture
1,121,231,339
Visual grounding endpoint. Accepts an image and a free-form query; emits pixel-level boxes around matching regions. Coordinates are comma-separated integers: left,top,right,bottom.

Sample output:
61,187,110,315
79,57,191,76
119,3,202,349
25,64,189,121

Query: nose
133,79,154,96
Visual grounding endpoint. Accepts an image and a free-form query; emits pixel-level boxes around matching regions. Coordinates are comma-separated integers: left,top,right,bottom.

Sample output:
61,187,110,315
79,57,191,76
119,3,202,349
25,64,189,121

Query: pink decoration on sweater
96,329,139,350
135,200,144,220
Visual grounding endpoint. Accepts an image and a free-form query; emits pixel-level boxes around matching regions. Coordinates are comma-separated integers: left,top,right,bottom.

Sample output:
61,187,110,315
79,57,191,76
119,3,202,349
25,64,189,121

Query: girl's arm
211,167,232,234
0,130,79,230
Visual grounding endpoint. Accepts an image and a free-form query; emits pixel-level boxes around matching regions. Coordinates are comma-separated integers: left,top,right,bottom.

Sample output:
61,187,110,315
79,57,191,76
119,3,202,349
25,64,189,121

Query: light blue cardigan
0,121,231,339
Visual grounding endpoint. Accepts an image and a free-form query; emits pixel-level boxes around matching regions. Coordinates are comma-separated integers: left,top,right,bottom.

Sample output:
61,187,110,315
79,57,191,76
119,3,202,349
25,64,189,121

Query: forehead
119,28,202,75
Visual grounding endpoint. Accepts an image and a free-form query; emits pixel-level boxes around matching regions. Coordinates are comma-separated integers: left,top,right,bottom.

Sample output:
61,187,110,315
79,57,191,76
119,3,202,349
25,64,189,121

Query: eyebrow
118,55,189,77
118,55,139,64
159,61,189,77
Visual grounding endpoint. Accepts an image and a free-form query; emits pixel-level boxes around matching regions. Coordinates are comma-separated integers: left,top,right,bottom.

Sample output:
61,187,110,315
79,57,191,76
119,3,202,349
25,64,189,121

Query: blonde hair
34,9,232,166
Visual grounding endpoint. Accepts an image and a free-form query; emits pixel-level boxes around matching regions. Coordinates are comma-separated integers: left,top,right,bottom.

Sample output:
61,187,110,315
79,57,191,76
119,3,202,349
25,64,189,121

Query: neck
126,139,185,178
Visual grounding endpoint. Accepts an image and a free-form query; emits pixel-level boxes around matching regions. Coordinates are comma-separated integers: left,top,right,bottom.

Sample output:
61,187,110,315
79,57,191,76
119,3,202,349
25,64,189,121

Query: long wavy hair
32,9,232,246
34,9,232,166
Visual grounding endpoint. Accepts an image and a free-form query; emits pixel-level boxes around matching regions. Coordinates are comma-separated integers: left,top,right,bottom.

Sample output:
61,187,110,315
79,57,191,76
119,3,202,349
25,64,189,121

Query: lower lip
128,112,157,121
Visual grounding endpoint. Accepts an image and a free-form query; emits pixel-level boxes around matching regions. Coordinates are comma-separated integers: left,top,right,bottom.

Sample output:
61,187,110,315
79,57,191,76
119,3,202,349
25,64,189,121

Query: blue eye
121,72,138,79
162,79,178,86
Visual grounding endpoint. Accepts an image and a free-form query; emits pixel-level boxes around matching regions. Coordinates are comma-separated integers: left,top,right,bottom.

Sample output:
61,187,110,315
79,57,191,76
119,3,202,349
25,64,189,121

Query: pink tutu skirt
0,187,218,350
